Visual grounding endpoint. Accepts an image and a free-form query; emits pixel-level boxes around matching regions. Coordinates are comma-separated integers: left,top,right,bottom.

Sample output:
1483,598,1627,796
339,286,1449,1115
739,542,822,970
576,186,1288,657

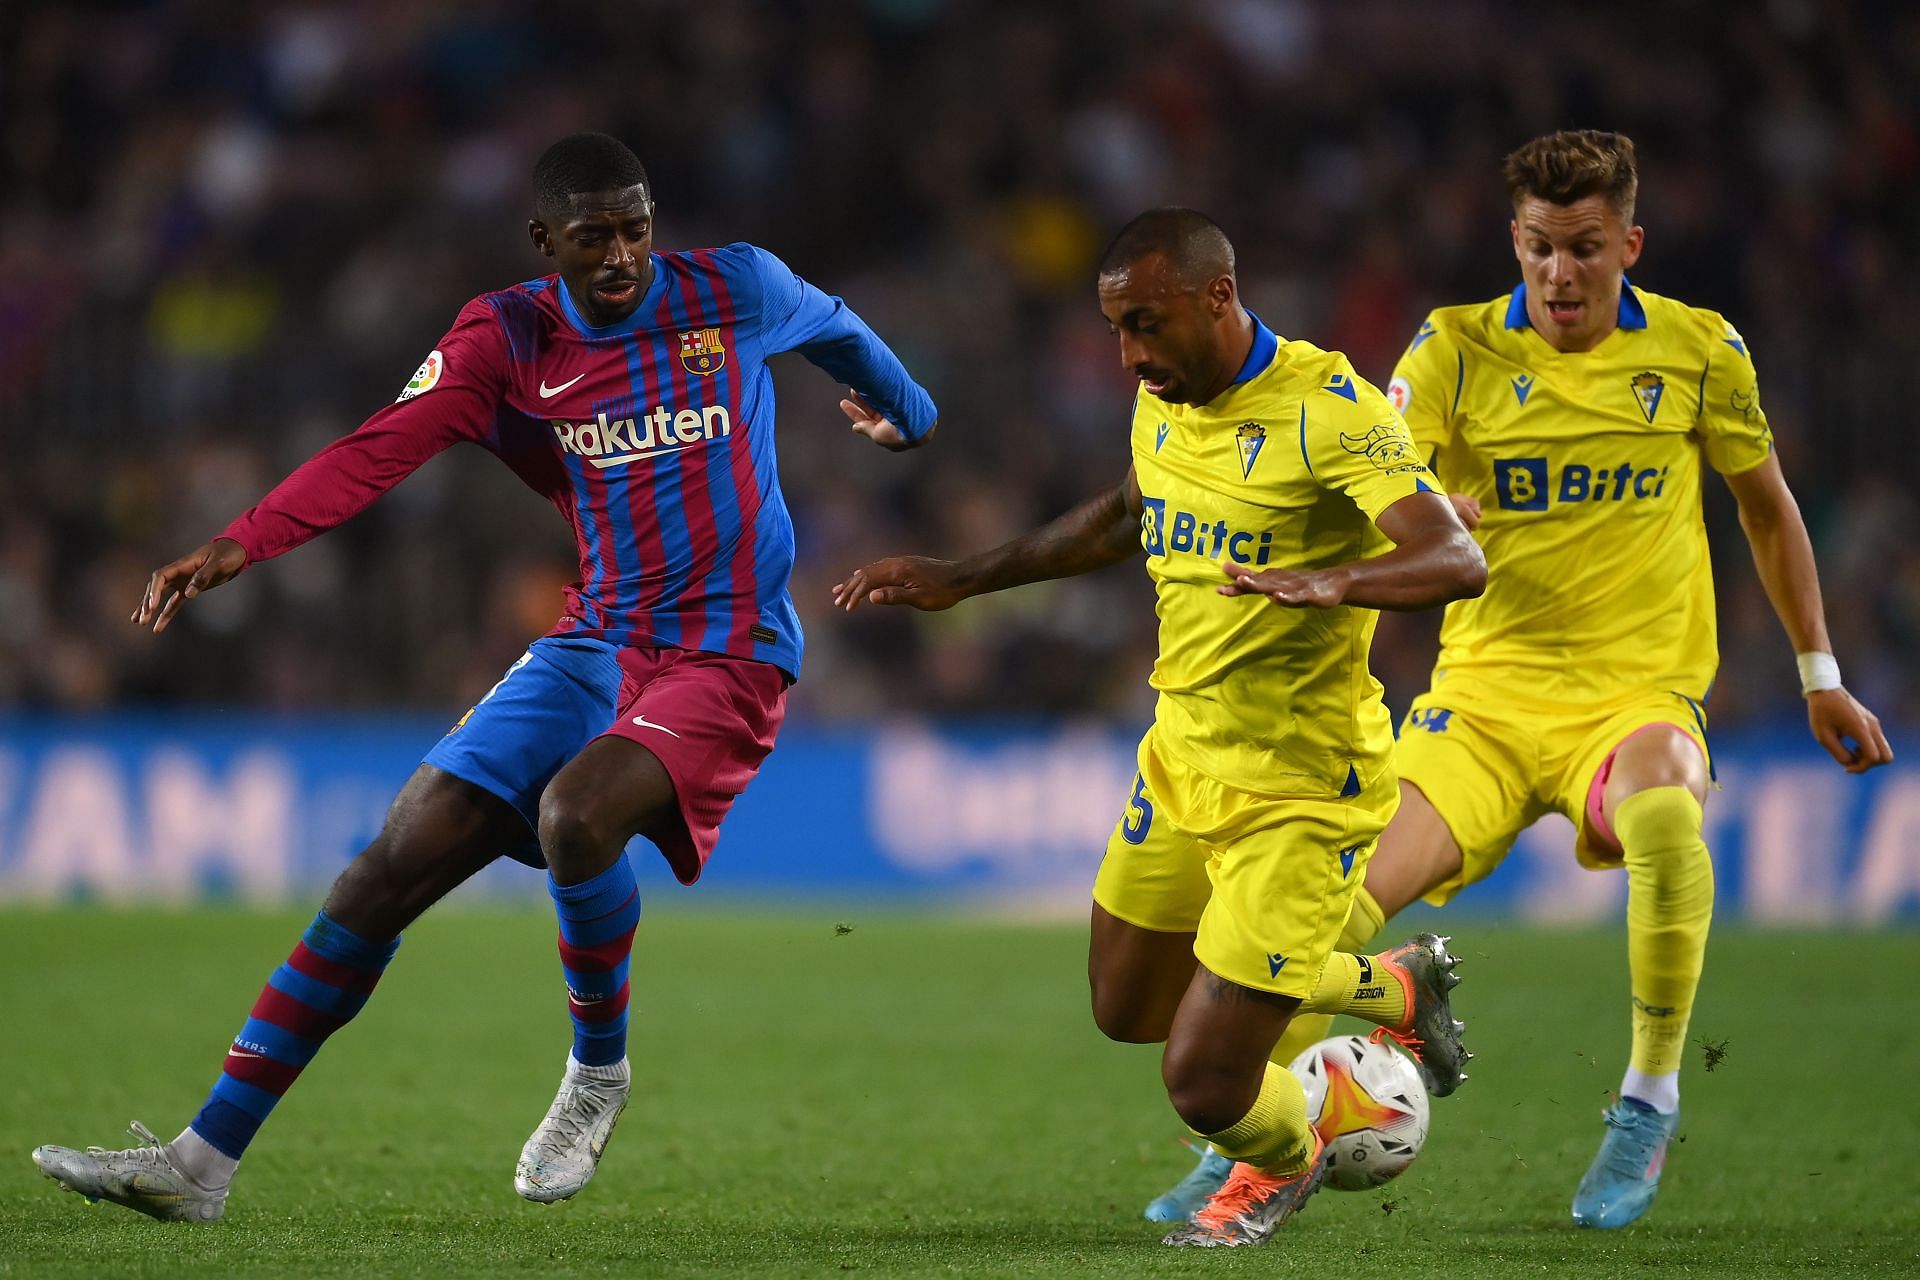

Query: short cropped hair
1503,129,1638,220
533,133,651,218
1097,207,1235,288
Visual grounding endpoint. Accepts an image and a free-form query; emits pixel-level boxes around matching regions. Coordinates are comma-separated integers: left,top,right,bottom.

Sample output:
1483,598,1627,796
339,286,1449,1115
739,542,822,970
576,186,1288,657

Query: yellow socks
1304,951,1408,1026
1615,786,1713,1097
1199,1062,1317,1177
1270,888,1389,1067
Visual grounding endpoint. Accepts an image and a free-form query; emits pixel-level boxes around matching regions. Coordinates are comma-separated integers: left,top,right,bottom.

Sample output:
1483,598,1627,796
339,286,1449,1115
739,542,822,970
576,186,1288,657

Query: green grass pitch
2,908,1916,1277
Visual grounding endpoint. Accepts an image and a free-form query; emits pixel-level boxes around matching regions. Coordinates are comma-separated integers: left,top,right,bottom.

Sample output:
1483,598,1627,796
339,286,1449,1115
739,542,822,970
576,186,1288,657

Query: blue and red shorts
423,636,788,883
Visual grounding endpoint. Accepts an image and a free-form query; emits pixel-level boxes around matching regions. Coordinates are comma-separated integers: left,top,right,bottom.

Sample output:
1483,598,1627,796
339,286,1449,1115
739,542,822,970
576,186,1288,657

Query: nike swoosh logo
539,373,587,399
631,715,681,739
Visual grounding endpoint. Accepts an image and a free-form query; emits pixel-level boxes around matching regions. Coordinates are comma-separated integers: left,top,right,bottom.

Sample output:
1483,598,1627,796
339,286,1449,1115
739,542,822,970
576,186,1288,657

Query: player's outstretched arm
832,468,1143,612
743,246,939,446
131,538,249,633
1723,454,1893,773
1219,490,1485,611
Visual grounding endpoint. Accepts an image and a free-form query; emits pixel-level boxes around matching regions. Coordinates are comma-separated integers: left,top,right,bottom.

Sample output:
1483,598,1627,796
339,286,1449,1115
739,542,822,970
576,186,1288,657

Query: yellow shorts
1394,677,1711,906
1092,727,1399,998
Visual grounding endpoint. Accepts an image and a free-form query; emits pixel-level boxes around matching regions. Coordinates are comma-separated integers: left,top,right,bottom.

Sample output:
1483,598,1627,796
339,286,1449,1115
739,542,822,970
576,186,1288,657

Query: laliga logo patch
1387,376,1412,414
398,350,443,402
680,327,727,376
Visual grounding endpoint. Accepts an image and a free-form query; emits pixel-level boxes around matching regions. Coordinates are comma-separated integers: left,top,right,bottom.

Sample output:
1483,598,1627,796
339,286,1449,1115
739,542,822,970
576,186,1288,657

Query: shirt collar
1504,279,1647,331
1229,312,1279,386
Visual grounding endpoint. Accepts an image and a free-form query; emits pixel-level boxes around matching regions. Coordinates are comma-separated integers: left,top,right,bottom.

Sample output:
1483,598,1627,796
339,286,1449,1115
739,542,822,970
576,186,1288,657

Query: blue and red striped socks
550,857,642,1067
188,910,400,1164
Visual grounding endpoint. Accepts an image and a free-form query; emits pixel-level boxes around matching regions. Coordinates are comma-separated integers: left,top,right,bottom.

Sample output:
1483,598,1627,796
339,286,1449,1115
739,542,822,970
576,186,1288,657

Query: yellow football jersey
1387,283,1773,705
1133,320,1435,798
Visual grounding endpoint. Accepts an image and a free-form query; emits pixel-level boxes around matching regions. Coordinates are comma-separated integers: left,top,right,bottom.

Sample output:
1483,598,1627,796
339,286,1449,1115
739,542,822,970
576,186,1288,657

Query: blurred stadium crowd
3,0,1916,728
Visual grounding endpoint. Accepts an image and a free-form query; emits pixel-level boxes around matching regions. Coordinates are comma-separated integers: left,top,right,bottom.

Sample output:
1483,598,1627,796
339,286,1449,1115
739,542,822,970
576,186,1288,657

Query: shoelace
1370,1024,1428,1057
1192,1164,1286,1231
1599,1104,1665,1173
85,1121,173,1168
526,1084,610,1161
1371,946,1427,1039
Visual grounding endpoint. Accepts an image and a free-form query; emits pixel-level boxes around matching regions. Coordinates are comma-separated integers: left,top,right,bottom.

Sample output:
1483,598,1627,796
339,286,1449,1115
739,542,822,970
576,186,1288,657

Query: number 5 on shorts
1121,773,1154,845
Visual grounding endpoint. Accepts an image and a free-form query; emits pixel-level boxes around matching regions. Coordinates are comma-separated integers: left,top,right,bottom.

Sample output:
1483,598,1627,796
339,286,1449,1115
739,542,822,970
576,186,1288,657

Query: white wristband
1797,651,1841,696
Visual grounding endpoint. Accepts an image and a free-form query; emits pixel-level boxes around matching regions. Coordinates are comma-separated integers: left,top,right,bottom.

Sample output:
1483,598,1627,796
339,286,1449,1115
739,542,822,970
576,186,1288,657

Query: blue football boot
1143,1146,1234,1223
1571,1097,1677,1228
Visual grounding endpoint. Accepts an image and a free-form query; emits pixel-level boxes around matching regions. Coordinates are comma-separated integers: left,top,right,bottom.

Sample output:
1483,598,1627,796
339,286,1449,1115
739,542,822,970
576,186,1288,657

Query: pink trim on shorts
1584,722,1695,853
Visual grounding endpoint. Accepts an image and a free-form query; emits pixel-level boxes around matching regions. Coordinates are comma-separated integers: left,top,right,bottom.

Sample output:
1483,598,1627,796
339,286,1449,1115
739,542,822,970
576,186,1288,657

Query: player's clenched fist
832,556,969,612
1216,560,1349,609
132,537,248,633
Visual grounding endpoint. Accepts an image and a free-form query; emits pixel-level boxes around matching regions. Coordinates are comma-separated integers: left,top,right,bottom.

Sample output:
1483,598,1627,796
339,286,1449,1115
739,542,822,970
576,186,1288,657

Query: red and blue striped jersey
221,244,938,678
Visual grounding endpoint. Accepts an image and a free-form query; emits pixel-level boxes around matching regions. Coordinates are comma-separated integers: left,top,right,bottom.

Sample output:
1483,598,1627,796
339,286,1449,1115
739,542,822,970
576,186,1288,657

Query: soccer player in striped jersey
1144,129,1893,1229
31,133,937,1221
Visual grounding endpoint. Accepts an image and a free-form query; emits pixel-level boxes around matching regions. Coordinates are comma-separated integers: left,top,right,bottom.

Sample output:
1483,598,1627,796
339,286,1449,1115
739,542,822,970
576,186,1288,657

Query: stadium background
1,0,1916,921
5,6,1920,1278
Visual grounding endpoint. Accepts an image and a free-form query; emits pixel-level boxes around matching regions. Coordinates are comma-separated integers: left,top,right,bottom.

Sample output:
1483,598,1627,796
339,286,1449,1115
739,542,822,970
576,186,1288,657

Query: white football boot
32,1122,228,1222
515,1056,630,1203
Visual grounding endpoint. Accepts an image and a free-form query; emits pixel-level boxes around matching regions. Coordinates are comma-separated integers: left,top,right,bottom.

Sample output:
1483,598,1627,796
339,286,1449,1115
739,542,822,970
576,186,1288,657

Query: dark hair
1503,129,1638,219
1097,207,1235,288
533,133,651,218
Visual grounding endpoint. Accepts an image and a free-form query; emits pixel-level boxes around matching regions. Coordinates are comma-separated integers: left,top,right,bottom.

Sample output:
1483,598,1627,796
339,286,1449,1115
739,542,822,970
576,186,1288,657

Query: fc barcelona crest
1630,371,1665,423
680,327,727,376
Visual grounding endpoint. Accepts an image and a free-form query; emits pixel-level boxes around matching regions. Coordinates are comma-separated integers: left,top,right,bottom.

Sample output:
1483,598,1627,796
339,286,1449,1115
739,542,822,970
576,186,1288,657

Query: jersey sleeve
1386,314,1461,456
1302,369,1437,523
220,297,508,565
739,243,939,442
1694,315,1774,476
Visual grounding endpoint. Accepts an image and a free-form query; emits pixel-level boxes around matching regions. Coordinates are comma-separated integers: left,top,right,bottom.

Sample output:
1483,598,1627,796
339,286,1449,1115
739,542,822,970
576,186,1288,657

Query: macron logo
539,373,586,398
553,405,733,469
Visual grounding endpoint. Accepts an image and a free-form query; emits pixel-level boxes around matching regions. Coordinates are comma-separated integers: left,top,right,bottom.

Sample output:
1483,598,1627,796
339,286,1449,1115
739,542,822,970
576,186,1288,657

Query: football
1289,1034,1430,1190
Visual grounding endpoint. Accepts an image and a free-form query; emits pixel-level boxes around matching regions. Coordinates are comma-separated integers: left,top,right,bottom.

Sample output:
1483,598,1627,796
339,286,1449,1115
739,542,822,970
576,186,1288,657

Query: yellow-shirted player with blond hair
1147,130,1894,1230
836,207,1487,1247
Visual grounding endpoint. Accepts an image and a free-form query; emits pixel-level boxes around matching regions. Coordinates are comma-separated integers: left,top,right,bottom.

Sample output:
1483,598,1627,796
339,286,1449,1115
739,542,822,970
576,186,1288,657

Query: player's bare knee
1637,755,1707,801
537,789,626,879
1609,728,1710,808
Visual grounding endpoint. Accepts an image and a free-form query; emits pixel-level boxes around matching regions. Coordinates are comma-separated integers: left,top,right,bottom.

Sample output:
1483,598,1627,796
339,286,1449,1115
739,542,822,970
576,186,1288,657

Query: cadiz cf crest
1236,422,1267,477
679,327,727,376
1630,371,1665,423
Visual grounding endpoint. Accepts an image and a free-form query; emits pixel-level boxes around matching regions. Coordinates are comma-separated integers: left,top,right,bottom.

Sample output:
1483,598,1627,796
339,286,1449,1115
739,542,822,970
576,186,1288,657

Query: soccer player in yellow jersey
834,208,1486,1247
1149,130,1895,1229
